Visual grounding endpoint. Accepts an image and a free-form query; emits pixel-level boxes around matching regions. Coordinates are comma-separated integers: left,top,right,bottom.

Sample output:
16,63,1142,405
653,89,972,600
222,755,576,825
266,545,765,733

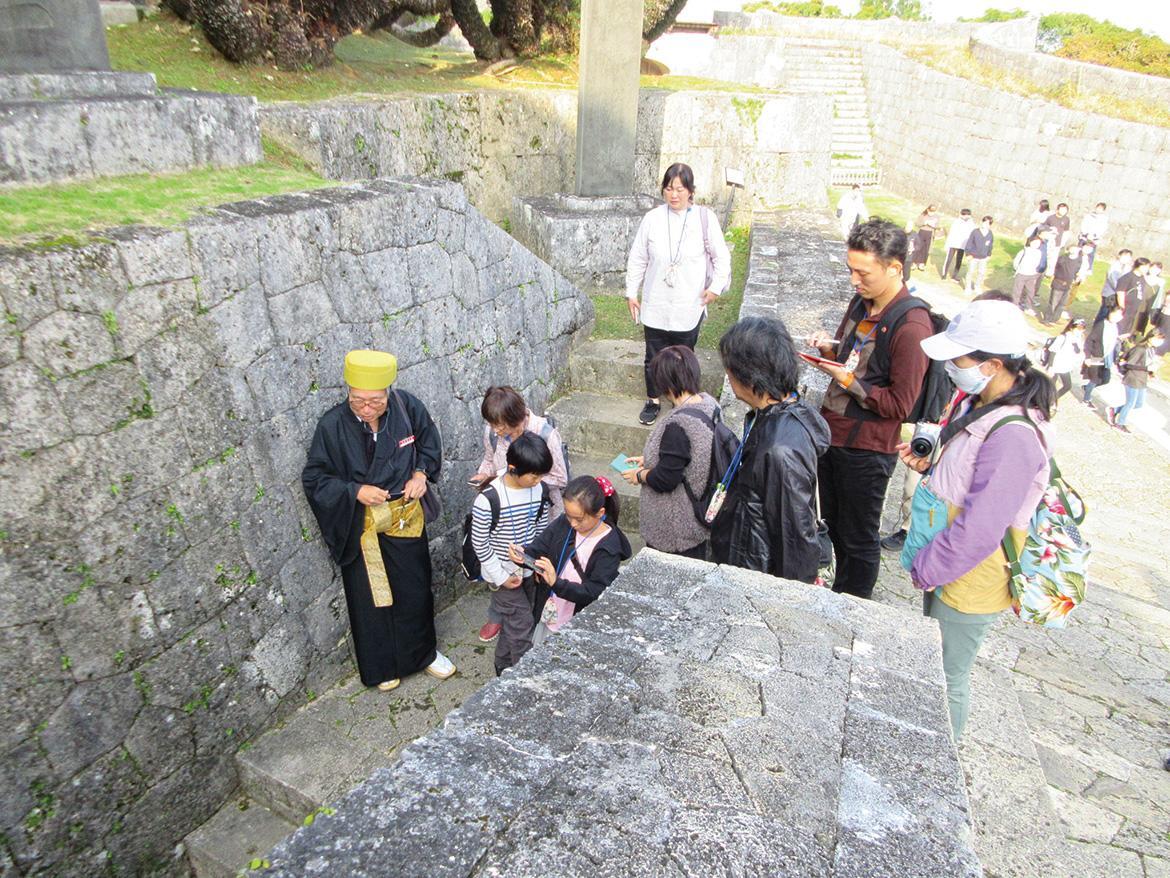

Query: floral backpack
991,416,1089,628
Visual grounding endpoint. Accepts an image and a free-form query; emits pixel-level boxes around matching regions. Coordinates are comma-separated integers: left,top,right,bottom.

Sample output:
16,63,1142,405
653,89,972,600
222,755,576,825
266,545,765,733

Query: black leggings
643,319,702,398
1054,372,1073,399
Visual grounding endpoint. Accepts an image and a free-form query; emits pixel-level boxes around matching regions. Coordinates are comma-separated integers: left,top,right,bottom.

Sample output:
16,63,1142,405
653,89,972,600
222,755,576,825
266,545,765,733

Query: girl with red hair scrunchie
509,475,632,642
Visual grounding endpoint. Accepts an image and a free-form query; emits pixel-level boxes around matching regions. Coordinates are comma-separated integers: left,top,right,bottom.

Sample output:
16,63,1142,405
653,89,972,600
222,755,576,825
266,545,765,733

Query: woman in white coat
626,163,731,425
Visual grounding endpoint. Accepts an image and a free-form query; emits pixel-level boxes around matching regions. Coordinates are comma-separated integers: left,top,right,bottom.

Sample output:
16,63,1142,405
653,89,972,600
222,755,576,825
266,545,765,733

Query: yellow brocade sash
361,498,424,607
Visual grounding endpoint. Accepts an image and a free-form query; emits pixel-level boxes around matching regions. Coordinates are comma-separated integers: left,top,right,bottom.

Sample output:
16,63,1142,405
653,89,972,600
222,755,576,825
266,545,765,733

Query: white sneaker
426,650,456,680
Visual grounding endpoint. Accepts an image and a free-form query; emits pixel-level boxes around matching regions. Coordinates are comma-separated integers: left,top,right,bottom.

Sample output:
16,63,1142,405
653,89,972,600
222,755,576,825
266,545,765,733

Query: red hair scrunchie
594,475,615,497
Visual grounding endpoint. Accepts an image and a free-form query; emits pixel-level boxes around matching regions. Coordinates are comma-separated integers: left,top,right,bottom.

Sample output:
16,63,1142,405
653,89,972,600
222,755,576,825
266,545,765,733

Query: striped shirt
471,477,550,586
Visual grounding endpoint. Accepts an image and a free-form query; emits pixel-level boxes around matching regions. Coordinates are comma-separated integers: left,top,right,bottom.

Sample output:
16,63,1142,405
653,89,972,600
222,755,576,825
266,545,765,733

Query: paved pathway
874,269,1170,878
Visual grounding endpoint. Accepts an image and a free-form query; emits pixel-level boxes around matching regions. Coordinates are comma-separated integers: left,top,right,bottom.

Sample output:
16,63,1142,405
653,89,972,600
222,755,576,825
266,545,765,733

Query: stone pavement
874,268,1170,878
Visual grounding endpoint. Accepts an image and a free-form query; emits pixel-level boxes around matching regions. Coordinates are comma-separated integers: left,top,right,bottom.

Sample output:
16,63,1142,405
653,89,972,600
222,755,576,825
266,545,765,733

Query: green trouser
923,591,999,740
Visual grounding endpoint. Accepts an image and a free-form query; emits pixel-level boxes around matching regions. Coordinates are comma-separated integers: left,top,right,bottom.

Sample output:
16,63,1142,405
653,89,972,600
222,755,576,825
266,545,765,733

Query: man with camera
806,219,932,600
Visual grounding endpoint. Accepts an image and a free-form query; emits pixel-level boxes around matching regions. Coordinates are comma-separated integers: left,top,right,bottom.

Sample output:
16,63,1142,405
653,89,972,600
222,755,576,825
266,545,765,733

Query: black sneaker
880,529,907,552
638,400,661,425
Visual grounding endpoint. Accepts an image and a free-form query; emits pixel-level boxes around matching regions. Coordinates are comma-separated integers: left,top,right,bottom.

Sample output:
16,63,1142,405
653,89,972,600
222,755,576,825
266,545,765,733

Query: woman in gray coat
621,345,718,559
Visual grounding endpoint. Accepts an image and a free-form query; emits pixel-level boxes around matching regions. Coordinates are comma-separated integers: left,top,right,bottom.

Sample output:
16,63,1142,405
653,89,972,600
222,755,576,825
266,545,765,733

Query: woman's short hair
661,163,695,196
719,316,800,401
481,386,527,427
648,345,702,399
847,218,909,268
506,431,553,477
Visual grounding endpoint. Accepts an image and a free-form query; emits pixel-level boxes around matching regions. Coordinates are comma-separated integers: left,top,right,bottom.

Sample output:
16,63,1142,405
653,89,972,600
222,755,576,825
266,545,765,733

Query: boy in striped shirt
470,431,553,675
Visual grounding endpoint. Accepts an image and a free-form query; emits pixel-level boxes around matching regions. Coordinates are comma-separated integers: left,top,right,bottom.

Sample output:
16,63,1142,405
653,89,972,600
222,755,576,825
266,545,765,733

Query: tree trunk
448,0,504,60
386,11,457,46
642,0,687,43
192,0,267,63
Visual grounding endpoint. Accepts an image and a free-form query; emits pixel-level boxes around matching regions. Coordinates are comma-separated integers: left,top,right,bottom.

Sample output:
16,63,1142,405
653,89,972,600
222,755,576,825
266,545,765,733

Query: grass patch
906,45,1170,129
107,13,779,102
0,139,328,243
589,225,750,350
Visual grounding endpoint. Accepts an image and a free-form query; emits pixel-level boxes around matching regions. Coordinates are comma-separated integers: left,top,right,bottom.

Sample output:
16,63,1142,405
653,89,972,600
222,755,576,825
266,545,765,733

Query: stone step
186,798,297,878
788,77,865,89
832,157,876,169
547,392,663,461
234,594,498,822
568,338,725,400
831,136,874,147
571,453,645,530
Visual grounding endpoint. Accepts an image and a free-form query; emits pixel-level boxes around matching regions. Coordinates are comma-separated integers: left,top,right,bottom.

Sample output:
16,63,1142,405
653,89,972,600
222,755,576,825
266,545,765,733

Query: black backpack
461,481,551,581
1039,336,1056,369
491,417,572,481
671,406,741,528
840,294,954,426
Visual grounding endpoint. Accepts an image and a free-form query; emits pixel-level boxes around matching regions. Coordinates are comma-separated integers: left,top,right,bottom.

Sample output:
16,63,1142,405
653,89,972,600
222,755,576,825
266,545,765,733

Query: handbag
390,390,443,524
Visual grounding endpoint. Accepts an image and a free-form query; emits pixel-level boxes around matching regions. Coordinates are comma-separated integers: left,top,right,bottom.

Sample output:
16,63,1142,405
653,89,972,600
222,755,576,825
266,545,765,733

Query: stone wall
714,9,1038,51
262,550,981,876
970,36,1170,107
0,72,262,186
0,179,591,874
259,89,830,224
863,43,1170,255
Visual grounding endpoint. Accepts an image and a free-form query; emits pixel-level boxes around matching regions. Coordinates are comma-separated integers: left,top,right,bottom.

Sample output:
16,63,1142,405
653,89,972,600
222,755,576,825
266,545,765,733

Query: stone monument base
511,192,659,292
1,71,261,186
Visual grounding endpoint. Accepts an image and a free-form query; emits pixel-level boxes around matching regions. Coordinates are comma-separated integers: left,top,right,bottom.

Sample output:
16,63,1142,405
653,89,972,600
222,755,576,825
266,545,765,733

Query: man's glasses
348,397,387,410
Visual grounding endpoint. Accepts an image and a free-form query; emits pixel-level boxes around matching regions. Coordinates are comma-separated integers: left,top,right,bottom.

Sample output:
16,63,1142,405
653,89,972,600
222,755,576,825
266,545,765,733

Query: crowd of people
300,154,1087,742
839,189,1168,436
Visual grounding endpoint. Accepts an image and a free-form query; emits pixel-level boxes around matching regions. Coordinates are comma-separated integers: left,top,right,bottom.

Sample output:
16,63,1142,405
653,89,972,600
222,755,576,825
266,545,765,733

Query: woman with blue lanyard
626,162,732,426
709,317,830,581
510,476,631,639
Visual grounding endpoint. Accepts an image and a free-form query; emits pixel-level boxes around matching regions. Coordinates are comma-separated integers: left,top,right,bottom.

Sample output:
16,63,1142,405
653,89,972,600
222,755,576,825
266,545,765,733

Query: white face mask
945,360,993,395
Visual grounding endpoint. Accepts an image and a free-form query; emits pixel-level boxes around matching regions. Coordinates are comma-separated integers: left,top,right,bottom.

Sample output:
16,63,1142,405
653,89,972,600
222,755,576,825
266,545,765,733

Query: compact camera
909,422,942,458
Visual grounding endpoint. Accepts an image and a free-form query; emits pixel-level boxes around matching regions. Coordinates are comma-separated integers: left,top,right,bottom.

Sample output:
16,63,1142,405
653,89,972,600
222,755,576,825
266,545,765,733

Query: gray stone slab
0,0,110,73
263,559,977,876
185,797,296,878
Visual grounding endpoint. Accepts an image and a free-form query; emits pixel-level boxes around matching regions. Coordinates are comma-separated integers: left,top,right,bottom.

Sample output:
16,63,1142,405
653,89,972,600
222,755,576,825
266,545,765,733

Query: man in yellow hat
302,350,455,691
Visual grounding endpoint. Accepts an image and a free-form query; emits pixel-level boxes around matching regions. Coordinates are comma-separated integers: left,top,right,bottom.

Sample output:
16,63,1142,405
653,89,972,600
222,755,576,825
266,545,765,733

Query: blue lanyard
555,520,602,577
718,416,756,489
851,320,879,354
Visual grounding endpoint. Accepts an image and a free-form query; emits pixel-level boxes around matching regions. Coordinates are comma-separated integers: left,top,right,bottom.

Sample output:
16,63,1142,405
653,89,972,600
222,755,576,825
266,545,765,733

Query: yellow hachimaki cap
344,350,397,390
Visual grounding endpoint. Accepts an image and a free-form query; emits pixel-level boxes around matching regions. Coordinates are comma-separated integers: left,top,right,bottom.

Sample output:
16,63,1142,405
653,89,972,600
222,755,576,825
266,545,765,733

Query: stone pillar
0,0,111,73
574,0,644,196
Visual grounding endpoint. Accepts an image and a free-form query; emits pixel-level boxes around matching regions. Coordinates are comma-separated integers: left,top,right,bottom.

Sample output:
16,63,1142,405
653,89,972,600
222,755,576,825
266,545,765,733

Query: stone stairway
779,39,880,187
184,592,499,877
548,337,728,551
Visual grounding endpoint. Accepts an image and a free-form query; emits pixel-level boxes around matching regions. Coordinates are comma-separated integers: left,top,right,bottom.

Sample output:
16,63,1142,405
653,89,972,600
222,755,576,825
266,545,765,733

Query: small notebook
610,453,638,473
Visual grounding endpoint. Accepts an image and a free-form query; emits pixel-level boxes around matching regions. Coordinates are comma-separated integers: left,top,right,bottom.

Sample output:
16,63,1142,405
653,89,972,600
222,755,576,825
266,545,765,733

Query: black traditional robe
302,391,442,686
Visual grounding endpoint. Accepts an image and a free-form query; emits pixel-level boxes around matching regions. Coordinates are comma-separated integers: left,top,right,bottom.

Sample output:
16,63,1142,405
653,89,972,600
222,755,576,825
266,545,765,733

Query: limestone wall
0,72,262,186
863,43,1170,255
970,36,1170,107
0,179,591,874
262,551,981,876
714,9,1038,51
259,89,830,223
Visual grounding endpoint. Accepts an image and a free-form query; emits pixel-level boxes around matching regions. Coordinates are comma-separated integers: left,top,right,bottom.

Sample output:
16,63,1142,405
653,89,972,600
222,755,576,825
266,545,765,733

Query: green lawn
108,12,778,102
589,225,750,350
0,139,328,243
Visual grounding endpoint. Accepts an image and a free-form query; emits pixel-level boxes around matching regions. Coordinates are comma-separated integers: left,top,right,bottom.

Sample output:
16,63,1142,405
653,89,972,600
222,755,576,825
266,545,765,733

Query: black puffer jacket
710,400,830,583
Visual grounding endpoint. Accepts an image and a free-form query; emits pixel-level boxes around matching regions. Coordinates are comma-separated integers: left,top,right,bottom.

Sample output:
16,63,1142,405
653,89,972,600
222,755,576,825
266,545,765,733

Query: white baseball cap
920,300,1030,361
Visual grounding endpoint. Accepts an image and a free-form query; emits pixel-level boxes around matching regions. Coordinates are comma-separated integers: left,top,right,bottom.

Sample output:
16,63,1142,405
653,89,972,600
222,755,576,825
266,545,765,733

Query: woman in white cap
898,300,1056,739
302,350,456,692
